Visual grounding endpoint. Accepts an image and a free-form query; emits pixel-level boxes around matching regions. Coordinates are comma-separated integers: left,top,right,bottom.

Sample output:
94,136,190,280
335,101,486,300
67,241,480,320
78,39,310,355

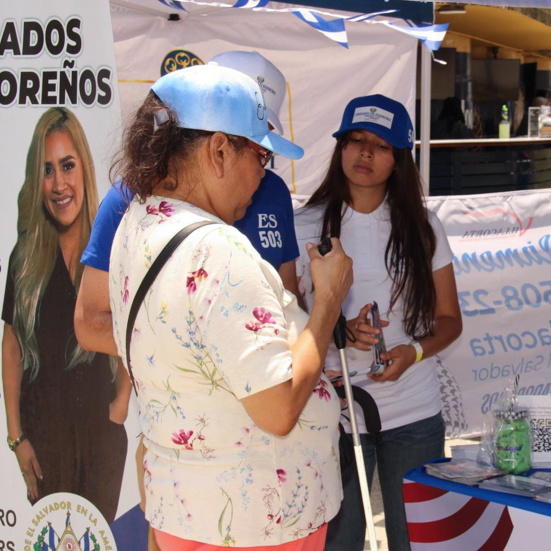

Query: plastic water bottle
499,105,510,139
494,409,531,474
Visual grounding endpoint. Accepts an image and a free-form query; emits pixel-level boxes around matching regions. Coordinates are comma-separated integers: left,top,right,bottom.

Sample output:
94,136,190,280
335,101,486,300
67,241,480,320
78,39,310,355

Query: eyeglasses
229,135,273,168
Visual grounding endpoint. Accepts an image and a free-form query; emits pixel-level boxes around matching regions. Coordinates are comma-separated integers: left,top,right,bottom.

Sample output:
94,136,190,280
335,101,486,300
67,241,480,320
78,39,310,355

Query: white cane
318,238,378,551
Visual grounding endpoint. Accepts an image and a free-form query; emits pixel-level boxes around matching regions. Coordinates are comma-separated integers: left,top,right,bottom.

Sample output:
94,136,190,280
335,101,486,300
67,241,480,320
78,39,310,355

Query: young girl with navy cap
294,95,462,551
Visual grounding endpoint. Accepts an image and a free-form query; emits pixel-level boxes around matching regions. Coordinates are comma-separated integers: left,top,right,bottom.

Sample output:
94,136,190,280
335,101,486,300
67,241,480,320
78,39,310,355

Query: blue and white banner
427,190,551,438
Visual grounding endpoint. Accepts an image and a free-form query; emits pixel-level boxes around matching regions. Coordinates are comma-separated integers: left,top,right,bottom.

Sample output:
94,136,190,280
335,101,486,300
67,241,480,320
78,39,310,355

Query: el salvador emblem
19,493,117,551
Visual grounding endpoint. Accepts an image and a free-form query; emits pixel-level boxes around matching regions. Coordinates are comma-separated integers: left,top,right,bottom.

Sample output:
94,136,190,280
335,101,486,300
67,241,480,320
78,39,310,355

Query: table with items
404,459,551,550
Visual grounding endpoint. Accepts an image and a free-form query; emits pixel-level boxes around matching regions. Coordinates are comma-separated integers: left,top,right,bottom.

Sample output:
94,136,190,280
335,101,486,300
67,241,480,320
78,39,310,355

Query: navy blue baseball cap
332,94,414,149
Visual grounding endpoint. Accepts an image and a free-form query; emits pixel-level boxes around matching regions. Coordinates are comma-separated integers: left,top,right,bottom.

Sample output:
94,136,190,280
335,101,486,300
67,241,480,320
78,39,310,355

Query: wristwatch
7,433,26,452
409,341,424,364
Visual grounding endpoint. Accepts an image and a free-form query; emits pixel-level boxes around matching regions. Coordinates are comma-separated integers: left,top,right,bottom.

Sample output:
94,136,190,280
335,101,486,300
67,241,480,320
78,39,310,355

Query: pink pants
154,524,328,551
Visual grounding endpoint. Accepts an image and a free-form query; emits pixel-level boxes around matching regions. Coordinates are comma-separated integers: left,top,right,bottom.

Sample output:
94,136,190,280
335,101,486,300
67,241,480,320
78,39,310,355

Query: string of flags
154,0,448,51
157,0,188,11
291,9,348,49
381,21,449,51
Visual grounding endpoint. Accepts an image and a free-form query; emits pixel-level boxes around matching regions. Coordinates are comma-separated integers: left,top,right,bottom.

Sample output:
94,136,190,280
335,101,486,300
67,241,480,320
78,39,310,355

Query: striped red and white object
404,479,514,550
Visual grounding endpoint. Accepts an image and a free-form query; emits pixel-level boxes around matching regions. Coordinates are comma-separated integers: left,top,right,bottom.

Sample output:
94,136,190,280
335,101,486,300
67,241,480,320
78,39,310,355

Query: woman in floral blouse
109,65,353,551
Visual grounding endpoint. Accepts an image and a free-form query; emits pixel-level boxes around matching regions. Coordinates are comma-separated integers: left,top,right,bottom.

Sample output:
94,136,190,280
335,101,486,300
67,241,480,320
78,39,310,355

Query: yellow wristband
410,341,423,364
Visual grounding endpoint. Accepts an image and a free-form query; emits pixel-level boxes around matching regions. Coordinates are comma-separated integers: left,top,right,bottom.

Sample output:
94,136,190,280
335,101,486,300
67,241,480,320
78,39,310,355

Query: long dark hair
306,133,437,340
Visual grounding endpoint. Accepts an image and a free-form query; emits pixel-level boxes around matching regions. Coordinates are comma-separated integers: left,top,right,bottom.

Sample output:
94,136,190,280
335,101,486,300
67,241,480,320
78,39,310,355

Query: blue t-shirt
82,172,298,273
81,182,133,272
234,170,299,271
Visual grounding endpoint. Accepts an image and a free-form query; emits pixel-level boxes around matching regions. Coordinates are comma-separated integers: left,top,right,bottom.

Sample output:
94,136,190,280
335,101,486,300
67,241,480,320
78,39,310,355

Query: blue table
404,460,551,550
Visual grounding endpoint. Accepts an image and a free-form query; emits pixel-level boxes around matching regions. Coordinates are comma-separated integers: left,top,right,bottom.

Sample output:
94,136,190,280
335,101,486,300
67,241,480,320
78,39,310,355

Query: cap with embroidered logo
333,94,414,149
151,63,303,159
210,50,286,136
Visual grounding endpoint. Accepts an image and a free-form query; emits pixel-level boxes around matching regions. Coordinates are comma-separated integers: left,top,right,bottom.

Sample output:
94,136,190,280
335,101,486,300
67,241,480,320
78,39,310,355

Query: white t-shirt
110,196,342,546
295,199,454,432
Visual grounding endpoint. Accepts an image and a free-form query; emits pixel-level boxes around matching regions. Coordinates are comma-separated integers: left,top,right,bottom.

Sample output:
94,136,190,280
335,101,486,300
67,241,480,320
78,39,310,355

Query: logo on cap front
352,106,394,129
256,75,276,98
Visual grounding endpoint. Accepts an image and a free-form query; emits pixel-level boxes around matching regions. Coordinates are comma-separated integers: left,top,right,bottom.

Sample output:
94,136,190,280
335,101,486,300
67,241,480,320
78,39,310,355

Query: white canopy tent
109,0,450,195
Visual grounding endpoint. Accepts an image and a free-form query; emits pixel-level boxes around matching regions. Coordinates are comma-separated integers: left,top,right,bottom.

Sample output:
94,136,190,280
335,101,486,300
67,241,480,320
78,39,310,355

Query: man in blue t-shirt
212,51,303,304
79,181,133,273
75,181,132,355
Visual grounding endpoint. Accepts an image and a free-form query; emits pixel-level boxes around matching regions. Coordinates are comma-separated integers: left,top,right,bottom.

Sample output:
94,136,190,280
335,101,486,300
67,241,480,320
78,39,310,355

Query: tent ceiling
274,0,434,22
417,0,549,7
436,4,551,57
111,0,434,21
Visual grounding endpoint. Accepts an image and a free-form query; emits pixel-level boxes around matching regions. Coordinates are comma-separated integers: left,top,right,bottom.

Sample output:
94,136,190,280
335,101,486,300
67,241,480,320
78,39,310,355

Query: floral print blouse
109,196,342,547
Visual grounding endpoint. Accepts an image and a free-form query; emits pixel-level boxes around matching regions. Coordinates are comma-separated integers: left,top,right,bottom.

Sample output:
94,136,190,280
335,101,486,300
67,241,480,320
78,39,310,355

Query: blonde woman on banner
1,107,127,523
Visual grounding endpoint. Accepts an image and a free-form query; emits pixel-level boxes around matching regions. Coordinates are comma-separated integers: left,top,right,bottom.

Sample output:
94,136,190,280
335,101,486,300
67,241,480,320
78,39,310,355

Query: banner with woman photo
0,2,144,550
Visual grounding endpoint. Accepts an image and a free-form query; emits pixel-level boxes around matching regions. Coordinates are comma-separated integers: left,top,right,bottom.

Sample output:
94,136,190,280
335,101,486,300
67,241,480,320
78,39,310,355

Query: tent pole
420,45,431,196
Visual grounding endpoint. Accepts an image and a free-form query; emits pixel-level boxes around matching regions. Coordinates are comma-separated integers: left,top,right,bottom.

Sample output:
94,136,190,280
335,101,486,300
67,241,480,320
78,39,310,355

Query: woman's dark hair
306,133,437,340
111,91,240,199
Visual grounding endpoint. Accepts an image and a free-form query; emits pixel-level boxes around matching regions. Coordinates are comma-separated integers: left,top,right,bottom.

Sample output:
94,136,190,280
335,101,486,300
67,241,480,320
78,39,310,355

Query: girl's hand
346,304,389,351
369,343,416,383
15,439,42,502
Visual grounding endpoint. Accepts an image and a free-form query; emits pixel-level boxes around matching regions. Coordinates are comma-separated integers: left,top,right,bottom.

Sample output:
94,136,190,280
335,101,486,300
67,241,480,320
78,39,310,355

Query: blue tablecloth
405,458,551,517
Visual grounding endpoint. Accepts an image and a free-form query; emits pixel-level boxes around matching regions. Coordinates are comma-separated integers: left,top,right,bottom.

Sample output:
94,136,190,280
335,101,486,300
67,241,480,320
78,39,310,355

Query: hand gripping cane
318,238,379,551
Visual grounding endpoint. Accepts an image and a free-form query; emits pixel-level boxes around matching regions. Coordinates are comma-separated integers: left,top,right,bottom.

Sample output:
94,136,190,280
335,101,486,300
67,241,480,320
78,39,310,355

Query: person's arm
74,267,133,418
375,263,462,382
74,266,119,356
109,358,132,424
241,239,353,436
278,259,307,311
2,324,42,500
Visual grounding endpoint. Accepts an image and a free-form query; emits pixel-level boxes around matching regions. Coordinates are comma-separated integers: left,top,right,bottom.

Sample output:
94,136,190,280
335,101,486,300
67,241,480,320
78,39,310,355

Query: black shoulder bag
125,221,217,395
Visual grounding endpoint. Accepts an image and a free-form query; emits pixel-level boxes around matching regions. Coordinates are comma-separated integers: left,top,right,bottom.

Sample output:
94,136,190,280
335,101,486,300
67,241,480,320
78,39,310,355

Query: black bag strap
335,385,382,437
125,220,217,395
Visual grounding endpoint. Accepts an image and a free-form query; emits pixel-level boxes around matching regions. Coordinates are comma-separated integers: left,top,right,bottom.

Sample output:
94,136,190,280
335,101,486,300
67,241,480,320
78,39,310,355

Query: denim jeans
325,413,445,551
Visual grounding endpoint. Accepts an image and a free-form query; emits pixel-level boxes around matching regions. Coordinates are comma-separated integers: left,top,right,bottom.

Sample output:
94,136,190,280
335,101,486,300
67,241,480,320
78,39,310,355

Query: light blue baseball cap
151,63,303,160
